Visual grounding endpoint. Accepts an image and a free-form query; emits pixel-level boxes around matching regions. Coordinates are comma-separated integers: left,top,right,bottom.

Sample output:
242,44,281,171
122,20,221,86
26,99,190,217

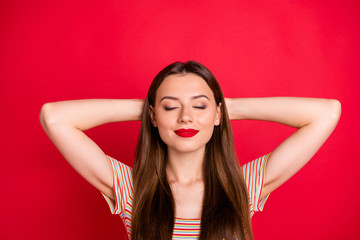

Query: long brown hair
132,61,253,240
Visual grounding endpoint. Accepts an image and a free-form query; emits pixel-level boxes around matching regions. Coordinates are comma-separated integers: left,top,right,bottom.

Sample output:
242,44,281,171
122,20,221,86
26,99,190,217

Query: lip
174,128,199,138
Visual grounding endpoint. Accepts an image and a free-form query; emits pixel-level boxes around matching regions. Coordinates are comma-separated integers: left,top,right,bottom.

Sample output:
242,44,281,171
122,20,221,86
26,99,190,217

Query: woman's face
151,73,221,154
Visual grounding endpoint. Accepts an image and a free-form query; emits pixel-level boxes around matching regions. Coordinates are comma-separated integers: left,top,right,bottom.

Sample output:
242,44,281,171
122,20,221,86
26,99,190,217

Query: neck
166,147,205,184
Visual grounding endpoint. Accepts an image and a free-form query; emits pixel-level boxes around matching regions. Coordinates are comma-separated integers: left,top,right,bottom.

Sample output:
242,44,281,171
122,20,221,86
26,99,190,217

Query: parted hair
132,61,253,240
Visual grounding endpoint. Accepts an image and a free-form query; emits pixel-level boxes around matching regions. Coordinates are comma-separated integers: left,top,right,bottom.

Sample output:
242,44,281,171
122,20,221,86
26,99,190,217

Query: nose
178,106,193,124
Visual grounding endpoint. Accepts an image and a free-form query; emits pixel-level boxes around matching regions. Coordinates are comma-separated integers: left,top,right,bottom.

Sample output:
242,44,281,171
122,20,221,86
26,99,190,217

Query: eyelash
164,106,206,111
194,106,206,109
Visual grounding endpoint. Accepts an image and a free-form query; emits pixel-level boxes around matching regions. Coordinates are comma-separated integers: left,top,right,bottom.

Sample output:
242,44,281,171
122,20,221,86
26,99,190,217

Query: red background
1,0,359,239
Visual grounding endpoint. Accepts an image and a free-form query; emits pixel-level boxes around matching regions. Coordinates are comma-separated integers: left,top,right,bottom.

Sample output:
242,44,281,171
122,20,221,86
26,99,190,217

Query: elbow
329,99,341,121
326,99,342,125
39,103,51,130
39,102,59,130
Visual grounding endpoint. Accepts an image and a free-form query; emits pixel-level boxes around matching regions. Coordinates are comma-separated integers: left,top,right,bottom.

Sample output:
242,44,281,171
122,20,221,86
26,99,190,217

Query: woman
39,61,341,240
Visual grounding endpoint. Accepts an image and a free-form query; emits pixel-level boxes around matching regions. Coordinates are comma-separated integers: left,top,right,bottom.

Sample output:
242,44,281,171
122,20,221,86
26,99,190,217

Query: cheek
155,117,175,143
157,129,169,144
156,112,176,128
196,112,217,139
196,111,217,126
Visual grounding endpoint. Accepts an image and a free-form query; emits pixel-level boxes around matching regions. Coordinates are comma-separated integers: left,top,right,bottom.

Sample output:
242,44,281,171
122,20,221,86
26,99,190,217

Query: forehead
156,73,214,102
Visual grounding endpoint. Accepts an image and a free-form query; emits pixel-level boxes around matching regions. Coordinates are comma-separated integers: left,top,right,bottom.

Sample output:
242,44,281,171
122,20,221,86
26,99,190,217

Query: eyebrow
160,94,210,102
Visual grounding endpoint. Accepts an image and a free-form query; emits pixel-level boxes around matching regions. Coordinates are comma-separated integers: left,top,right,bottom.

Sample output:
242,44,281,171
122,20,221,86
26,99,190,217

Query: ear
215,102,221,126
149,105,158,127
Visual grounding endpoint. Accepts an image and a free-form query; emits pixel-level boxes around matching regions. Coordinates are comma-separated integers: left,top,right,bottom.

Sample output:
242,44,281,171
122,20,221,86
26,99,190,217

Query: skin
150,73,221,218
39,74,341,218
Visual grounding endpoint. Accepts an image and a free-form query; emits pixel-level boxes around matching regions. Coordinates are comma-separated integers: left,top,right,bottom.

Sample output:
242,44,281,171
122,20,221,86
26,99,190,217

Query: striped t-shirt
102,153,270,239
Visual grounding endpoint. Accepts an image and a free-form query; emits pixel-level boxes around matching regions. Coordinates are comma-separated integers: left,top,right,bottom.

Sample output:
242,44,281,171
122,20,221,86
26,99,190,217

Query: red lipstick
174,128,199,138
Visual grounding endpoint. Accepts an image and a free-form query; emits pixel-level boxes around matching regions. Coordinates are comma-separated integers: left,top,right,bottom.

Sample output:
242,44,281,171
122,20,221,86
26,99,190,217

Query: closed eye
164,107,178,111
193,106,206,109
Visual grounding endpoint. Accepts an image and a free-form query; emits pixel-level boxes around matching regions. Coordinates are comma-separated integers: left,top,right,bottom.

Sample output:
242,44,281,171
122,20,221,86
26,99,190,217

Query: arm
39,99,144,200
226,97,341,199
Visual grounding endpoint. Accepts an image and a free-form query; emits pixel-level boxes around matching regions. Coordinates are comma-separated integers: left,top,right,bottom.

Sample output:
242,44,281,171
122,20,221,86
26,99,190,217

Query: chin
167,142,207,154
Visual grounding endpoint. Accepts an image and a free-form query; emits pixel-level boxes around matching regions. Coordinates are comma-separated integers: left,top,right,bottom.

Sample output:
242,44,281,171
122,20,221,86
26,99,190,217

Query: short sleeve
242,153,271,218
101,156,134,221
